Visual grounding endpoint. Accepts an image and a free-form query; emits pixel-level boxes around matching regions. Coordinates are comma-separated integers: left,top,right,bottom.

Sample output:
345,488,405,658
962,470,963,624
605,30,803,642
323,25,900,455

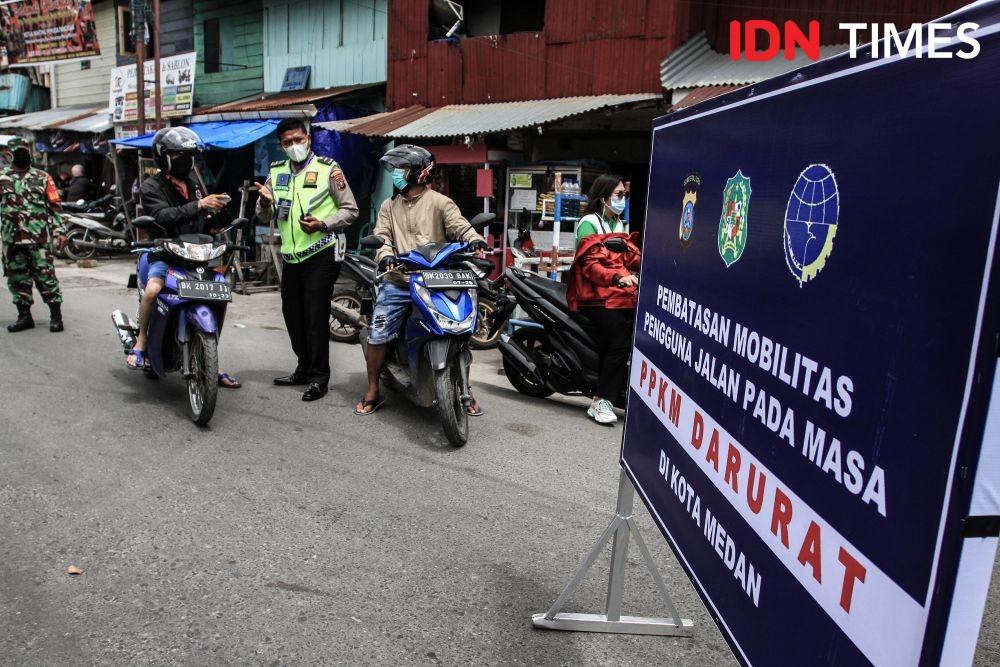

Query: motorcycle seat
523,272,569,308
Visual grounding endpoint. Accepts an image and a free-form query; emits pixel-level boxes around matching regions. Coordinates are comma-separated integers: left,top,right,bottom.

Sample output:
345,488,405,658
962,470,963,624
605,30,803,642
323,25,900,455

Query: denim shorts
137,253,169,286
368,281,412,345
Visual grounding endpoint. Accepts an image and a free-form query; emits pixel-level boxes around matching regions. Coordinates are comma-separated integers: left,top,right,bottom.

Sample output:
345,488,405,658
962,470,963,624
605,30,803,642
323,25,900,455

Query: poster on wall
621,7,999,667
0,0,101,66
109,52,196,125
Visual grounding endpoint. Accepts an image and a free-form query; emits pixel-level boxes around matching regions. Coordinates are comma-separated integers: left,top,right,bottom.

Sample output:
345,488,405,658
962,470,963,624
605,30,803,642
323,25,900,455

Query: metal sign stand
230,179,281,294
533,470,694,637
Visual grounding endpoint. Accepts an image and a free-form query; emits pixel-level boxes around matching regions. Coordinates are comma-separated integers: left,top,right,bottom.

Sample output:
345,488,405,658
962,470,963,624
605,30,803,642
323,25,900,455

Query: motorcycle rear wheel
502,327,554,398
330,289,363,343
187,331,219,426
470,299,503,349
433,357,468,447
64,228,97,261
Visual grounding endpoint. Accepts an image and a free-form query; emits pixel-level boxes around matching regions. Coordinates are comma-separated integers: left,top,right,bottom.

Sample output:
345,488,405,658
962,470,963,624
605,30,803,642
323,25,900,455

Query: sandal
466,400,484,417
218,373,242,388
354,395,386,416
126,348,146,370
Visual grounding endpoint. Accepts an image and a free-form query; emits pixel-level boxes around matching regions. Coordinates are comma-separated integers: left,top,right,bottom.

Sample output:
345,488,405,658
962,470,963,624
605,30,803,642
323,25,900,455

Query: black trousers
280,249,341,385
578,307,634,401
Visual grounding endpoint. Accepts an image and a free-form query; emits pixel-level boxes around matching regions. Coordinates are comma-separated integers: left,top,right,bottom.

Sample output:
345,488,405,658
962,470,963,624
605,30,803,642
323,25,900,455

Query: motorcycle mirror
360,235,385,249
603,237,629,253
469,212,496,230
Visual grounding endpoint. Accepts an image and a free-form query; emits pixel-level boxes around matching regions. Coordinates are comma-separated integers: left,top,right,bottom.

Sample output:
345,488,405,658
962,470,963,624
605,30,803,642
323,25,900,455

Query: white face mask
285,142,309,163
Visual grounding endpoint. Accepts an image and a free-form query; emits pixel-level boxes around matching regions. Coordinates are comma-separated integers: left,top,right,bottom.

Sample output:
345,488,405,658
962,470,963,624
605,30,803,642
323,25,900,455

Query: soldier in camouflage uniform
1,137,67,332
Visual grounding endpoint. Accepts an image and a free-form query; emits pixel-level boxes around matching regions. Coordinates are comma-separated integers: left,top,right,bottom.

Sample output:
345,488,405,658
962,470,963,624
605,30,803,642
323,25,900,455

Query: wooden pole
133,0,146,135
153,0,162,129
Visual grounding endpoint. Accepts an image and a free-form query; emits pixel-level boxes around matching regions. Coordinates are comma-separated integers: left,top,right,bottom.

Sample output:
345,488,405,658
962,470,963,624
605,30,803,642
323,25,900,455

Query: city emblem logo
718,170,751,267
783,164,839,286
679,172,700,250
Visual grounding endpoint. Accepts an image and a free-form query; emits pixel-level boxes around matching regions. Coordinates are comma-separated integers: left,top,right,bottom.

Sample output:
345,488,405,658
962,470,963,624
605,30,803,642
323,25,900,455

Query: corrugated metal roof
323,94,661,139
660,32,849,89
670,85,743,111
0,106,107,131
198,83,383,114
57,108,112,133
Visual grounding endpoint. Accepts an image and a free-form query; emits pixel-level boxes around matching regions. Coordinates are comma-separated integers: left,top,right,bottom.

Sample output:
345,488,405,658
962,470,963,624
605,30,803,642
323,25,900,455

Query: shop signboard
0,0,101,66
621,9,1000,666
110,52,196,124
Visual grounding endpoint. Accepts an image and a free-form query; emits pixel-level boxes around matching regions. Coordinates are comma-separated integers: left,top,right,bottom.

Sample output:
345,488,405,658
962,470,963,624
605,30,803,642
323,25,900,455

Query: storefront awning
0,106,109,131
112,119,280,150
189,83,383,122
314,94,663,139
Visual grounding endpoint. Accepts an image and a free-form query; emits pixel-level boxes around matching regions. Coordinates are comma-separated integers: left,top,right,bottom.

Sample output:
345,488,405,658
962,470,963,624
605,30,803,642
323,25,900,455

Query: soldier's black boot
48,303,64,332
7,303,34,332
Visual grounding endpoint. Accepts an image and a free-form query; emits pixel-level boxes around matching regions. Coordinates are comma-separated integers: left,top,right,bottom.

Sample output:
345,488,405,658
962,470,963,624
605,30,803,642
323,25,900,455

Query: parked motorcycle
496,236,637,409
329,252,376,343
111,216,248,426
344,212,494,446
63,210,132,261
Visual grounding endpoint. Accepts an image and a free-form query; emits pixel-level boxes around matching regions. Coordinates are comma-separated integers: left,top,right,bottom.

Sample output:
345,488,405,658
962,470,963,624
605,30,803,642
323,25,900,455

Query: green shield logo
718,170,751,267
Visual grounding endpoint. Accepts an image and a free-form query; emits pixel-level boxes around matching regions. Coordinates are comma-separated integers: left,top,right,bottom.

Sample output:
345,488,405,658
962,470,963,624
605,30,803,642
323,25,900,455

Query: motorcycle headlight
165,241,227,262
414,284,477,333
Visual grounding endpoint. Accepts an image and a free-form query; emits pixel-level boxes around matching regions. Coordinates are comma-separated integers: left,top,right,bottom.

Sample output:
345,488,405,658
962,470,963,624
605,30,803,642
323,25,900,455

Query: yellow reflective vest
268,156,343,263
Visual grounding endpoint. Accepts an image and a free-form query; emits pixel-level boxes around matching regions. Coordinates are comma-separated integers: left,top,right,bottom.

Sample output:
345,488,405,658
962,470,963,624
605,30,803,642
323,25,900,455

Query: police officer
1,137,67,333
255,118,359,401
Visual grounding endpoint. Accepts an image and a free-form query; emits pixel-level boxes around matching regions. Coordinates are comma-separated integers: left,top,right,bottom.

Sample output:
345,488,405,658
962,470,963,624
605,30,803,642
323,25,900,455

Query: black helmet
379,144,435,185
152,126,204,171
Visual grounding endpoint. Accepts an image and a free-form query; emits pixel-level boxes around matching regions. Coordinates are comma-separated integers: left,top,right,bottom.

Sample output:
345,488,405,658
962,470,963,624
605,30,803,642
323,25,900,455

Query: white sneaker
587,399,618,425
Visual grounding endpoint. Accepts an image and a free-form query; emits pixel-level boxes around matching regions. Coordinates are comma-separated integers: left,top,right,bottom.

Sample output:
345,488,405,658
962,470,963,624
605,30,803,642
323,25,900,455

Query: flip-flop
126,348,146,370
466,402,484,417
354,395,385,416
218,373,242,388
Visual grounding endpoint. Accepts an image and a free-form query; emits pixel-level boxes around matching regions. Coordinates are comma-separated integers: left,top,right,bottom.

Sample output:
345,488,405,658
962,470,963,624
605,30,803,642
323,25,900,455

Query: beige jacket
374,188,484,281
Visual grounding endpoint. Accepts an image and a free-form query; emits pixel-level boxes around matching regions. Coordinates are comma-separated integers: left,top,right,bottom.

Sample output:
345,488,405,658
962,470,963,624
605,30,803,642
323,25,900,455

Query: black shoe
302,383,328,401
273,373,309,386
7,304,34,332
48,303,63,332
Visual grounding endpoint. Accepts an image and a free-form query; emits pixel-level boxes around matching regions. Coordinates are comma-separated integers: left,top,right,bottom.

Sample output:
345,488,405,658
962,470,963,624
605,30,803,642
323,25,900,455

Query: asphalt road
1,260,997,666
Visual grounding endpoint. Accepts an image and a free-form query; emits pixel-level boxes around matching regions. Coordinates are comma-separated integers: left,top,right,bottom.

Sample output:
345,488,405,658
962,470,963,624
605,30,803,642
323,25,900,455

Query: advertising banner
621,9,1000,667
110,52,196,124
0,0,101,66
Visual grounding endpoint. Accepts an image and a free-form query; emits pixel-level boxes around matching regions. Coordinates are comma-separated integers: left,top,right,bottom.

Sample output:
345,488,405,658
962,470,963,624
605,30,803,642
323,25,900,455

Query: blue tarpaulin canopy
112,120,279,149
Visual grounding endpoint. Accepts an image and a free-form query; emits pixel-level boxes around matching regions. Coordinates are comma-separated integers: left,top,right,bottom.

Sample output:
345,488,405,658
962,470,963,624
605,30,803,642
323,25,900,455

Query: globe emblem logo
783,164,839,286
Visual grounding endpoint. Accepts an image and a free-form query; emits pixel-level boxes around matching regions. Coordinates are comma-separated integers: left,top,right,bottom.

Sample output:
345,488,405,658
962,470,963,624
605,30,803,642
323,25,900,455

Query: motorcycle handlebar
131,241,157,248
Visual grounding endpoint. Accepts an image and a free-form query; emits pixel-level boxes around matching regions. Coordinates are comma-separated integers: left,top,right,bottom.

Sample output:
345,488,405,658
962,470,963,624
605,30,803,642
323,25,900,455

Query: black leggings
578,307,634,401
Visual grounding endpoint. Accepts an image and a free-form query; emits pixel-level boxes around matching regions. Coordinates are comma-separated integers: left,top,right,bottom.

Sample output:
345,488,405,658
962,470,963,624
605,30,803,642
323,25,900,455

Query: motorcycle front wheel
187,331,219,426
433,356,468,447
470,299,503,350
64,228,97,261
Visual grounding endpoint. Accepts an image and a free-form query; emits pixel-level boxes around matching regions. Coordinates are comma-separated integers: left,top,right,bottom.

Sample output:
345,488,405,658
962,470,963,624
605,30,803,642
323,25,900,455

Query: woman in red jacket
567,231,641,425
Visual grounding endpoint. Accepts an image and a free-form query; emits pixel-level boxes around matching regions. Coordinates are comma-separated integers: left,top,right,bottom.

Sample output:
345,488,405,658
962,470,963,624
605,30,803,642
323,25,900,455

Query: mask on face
11,150,30,168
392,168,410,191
285,142,309,163
607,196,627,216
168,154,193,178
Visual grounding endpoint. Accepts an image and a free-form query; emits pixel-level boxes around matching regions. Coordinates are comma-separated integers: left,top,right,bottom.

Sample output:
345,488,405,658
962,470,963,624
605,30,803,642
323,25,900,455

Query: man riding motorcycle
354,145,489,415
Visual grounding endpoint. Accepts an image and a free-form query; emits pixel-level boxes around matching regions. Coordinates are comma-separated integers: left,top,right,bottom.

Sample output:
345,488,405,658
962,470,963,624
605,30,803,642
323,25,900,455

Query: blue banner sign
621,6,1000,666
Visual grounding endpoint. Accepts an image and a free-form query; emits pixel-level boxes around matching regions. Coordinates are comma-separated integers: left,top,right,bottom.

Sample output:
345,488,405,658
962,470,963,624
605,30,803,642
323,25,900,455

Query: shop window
429,0,544,40
118,6,136,56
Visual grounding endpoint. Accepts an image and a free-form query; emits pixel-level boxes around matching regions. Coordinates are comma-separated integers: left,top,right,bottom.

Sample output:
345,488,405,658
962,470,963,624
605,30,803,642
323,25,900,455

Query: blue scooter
111,216,248,426
357,213,495,446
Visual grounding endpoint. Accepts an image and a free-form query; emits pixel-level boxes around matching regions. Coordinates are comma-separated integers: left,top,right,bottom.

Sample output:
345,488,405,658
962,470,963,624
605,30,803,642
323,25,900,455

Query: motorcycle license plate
422,270,476,289
177,280,232,302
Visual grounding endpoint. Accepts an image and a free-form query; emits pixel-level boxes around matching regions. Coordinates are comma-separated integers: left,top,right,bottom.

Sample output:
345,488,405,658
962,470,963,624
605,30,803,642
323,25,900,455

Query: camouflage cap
4,136,30,151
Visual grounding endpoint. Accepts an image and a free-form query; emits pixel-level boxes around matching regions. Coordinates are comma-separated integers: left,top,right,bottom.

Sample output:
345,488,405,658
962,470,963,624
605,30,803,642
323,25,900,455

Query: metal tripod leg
532,470,694,636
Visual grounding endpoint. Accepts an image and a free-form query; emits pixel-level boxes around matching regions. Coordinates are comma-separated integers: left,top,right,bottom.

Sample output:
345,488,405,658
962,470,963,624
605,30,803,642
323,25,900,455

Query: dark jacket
66,176,95,203
567,232,641,311
139,172,211,238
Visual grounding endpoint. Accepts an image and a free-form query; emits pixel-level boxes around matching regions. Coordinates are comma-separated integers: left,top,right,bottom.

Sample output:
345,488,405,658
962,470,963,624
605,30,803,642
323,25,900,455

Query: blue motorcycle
358,213,495,446
111,216,247,426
